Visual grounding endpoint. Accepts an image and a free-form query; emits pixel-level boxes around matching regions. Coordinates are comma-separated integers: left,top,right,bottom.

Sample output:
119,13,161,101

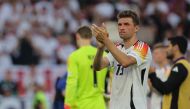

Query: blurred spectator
0,0,188,66
53,73,67,109
17,70,26,97
56,35,75,64
33,83,47,109
0,69,21,109
44,68,53,93
0,69,18,96
25,65,45,96
94,1,114,20
145,0,169,16
0,29,17,67
0,95,22,109
148,43,171,109
11,31,40,65
32,27,58,65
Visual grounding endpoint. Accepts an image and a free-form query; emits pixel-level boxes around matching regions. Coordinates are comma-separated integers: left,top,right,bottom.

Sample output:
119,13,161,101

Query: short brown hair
76,26,92,39
117,10,140,25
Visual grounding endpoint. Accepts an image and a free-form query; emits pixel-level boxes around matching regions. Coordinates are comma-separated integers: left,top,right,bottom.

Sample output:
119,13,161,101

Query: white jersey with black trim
106,41,152,109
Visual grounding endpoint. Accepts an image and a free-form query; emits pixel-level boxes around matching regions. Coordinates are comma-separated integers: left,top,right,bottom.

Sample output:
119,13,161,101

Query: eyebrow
118,22,130,25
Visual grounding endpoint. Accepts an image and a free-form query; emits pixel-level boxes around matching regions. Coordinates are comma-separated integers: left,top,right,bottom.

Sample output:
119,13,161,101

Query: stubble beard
167,53,174,60
120,34,132,41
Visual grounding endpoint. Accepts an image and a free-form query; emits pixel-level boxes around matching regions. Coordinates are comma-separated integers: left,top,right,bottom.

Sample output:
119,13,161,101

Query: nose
119,26,126,32
119,24,125,29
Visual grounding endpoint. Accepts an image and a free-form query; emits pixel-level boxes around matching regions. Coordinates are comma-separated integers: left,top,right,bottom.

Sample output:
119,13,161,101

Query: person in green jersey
33,83,47,109
64,26,108,109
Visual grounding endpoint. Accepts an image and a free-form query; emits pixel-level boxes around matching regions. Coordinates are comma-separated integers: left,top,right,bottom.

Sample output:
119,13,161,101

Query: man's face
166,42,174,60
118,17,138,40
153,48,167,64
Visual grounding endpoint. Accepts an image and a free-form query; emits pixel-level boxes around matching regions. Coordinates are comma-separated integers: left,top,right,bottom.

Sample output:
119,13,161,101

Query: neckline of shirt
121,40,140,50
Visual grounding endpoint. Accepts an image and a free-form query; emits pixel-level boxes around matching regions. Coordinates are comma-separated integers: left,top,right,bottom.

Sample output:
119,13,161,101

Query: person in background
64,26,108,109
53,73,67,109
0,70,18,96
33,83,47,109
149,36,190,109
0,70,21,109
148,43,171,109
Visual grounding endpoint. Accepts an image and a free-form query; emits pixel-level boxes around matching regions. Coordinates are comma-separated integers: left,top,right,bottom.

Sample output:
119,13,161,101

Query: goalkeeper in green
64,26,108,109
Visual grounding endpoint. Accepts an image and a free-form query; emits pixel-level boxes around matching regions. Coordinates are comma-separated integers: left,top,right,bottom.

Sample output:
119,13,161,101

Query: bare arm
93,47,109,71
91,24,136,68
103,38,136,67
91,23,110,71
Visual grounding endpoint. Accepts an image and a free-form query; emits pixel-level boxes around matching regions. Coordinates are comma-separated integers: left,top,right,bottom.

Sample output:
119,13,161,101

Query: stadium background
0,0,189,109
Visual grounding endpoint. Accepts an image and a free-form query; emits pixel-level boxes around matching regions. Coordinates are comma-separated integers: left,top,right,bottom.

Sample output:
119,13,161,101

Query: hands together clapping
91,23,109,49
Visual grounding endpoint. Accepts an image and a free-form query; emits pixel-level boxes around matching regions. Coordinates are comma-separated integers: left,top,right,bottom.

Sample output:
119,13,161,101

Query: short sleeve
127,42,149,66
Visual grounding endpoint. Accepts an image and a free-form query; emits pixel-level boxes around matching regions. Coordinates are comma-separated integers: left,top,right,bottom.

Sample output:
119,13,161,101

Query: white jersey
106,41,152,109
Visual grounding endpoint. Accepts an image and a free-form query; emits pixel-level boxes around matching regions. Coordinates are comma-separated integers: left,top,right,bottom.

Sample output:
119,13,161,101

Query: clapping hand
91,23,109,48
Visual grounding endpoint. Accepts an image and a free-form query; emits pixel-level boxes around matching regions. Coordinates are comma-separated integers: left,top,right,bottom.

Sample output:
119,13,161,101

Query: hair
153,43,167,50
76,26,92,39
168,36,188,54
117,10,140,25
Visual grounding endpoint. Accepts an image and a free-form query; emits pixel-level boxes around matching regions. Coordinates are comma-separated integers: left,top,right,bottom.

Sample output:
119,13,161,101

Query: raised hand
91,23,109,43
96,40,105,49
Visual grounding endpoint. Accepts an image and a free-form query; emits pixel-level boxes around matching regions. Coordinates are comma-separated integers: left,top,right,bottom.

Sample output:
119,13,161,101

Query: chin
119,35,124,39
120,35,129,39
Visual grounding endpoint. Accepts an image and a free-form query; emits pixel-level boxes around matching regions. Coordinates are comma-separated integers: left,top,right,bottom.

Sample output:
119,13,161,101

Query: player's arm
104,38,136,68
92,24,110,71
93,46,110,71
92,24,136,68
65,54,78,109
149,63,188,94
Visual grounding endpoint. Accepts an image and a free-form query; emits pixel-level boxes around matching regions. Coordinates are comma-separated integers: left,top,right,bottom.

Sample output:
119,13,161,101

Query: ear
135,25,140,32
173,44,179,51
76,33,80,40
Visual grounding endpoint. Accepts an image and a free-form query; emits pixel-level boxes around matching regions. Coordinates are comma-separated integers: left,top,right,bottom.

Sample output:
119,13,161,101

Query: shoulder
133,41,150,51
171,63,188,75
68,50,78,61
131,41,151,57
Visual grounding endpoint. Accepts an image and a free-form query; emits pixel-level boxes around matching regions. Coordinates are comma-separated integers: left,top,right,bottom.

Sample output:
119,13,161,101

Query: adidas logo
172,67,178,72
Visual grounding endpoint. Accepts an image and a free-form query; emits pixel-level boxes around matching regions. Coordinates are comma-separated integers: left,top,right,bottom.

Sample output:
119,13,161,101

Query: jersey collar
173,56,186,64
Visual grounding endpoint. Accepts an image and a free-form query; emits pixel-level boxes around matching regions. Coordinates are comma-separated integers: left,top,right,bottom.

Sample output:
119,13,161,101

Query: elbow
159,83,174,94
121,62,130,68
153,85,172,95
160,88,172,94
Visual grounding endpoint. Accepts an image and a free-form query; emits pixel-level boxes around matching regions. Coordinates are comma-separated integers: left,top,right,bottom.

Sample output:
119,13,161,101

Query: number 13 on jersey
116,64,124,75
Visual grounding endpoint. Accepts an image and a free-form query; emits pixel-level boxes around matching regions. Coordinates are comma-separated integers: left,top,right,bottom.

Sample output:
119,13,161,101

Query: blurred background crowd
0,0,190,109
